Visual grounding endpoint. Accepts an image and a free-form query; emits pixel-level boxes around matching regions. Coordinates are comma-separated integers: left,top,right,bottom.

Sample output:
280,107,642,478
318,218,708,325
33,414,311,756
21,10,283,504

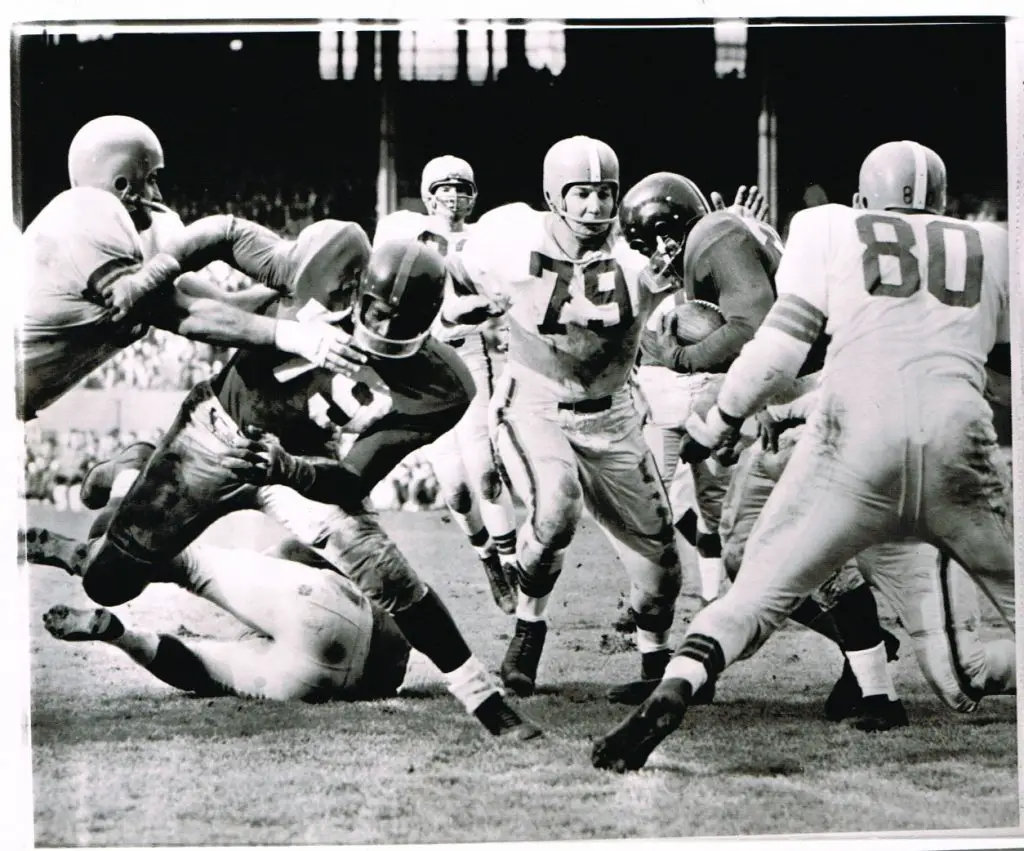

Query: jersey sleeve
61,189,146,302
769,206,831,325
445,204,530,301
674,217,776,372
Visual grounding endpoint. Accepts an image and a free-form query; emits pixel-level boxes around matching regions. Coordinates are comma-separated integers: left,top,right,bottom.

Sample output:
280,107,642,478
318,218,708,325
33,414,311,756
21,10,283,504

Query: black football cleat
481,552,517,615
500,619,547,697
608,673,715,707
473,692,543,740
850,695,909,733
825,630,902,722
80,442,156,510
592,679,691,773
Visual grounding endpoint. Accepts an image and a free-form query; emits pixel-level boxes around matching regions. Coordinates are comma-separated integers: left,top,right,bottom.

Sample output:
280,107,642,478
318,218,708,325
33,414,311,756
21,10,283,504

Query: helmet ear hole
113,176,130,195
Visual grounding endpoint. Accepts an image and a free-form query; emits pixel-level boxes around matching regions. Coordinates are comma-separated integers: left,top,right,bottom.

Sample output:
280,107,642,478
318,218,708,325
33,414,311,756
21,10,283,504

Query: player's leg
456,381,520,599
592,404,901,772
41,602,315,701
857,541,1014,713
687,457,730,603
570,390,682,693
28,384,257,606
270,489,540,737
920,395,1015,632
490,375,586,697
424,412,516,614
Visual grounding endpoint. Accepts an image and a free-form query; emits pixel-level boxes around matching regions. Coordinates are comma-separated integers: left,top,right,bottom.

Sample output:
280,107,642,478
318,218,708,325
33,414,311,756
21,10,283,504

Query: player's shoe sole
21,528,89,576
591,683,690,773
80,442,156,510
42,604,117,642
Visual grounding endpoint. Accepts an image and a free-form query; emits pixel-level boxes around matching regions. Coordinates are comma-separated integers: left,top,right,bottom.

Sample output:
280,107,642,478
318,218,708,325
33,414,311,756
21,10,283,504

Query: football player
17,115,359,422
593,140,1014,772
37,538,412,703
438,135,684,699
756,387,1015,718
615,172,902,719
374,156,519,613
622,172,785,605
26,237,540,741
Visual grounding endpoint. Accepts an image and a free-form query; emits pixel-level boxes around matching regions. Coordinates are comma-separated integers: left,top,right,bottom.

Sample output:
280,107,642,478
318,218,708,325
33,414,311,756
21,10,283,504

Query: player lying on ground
25,237,540,741
615,172,904,721
38,533,412,703
374,155,519,614
18,115,360,422
438,135,685,701
592,139,1015,772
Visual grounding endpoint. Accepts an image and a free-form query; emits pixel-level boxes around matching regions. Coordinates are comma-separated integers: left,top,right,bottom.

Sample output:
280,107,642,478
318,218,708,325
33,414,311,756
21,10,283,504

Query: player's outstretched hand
275,318,367,378
710,185,768,222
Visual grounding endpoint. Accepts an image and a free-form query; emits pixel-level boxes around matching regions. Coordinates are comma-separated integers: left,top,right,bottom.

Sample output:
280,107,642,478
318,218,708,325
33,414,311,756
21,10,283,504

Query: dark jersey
211,303,474,496
640,210,828,376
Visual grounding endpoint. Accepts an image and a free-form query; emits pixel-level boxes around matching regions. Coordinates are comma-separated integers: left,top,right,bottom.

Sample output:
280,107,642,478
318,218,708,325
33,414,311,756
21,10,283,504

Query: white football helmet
420,155,477,224
853,140,947,215
542,135,620,237
68,116,166,227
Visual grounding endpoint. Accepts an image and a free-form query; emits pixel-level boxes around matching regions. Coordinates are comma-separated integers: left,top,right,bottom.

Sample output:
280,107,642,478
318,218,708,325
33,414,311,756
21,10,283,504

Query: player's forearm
284,406,467,506
717,327,810,420
175,273,280,313
167,298,279,348
669,322,752,373
167,215,291,292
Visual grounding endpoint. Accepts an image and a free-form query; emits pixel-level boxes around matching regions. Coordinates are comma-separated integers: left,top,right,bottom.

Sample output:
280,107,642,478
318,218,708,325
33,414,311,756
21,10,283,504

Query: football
670,300,726,345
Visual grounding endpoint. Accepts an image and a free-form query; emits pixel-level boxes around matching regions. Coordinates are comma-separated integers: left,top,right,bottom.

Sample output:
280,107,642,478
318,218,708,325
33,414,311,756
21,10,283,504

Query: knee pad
479,469,504,502
533,475,583,550
447,481,474,515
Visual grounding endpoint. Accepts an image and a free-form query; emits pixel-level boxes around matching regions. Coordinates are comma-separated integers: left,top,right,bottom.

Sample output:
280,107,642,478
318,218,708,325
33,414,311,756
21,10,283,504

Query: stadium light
318,24,338,80
341,22,358,81
524,20,565,77
714,18,747,79
229,38,243,52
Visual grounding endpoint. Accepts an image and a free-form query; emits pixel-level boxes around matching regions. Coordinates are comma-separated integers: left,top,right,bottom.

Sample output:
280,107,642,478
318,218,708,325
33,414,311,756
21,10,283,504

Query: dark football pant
80,381,426,611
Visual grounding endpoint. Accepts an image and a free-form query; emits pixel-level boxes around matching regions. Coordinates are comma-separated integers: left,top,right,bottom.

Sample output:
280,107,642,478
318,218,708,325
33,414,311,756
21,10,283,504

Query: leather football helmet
68,115,165,207
352,239,447,358
542,135,620,236
288,220,372,318
619,172,711,293
421,155,477,223
854,140,947,215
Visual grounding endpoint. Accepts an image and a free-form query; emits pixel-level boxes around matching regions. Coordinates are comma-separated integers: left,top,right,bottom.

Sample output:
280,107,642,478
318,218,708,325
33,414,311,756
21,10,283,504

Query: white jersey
447,203,655,401
774,203,1009,394
17,187,185,419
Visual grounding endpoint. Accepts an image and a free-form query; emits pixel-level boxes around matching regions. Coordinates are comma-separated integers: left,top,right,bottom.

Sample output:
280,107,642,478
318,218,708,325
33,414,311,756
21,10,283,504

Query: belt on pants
557,395,612,414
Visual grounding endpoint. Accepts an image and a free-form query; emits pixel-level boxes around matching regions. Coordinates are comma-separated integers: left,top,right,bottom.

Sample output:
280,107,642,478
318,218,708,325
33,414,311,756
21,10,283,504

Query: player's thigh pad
571,390,675,566
490,374,583,546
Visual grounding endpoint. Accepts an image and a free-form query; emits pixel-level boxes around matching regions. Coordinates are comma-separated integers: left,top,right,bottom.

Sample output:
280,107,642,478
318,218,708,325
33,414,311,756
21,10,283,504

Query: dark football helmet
352,239,447,358
618,172,711,293
289,220,372,317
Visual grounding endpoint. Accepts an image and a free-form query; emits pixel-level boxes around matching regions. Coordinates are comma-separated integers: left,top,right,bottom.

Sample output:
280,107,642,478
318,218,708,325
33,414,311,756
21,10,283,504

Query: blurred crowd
22,184,1011,513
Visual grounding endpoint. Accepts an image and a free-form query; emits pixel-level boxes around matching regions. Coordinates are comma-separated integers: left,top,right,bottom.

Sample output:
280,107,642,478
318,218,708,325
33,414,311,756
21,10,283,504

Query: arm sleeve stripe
85,256,141,298
763,295,825,344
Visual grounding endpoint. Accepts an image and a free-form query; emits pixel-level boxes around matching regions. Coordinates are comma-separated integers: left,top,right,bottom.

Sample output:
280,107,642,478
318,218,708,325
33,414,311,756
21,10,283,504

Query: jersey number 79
855,213,983,309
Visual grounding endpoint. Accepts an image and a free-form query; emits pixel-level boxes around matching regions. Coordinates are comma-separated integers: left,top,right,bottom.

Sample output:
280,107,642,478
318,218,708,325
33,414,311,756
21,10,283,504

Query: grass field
27,504,1019,846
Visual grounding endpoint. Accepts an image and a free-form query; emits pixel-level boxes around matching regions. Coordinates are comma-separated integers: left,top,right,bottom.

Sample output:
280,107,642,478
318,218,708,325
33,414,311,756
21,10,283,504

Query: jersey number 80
855,213,983,309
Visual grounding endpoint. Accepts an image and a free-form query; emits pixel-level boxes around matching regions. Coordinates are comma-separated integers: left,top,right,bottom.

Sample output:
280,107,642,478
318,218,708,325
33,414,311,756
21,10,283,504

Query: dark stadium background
12,18,1008,232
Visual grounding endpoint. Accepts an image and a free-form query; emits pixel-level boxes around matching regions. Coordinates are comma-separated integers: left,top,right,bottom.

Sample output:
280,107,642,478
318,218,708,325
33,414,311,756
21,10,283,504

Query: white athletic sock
663,655,708,694
698,557,726,602
846,642,897,700
109,628,161,667
635,628,670,655
516,592,550,622
110,469,141,499
444,654,499,713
